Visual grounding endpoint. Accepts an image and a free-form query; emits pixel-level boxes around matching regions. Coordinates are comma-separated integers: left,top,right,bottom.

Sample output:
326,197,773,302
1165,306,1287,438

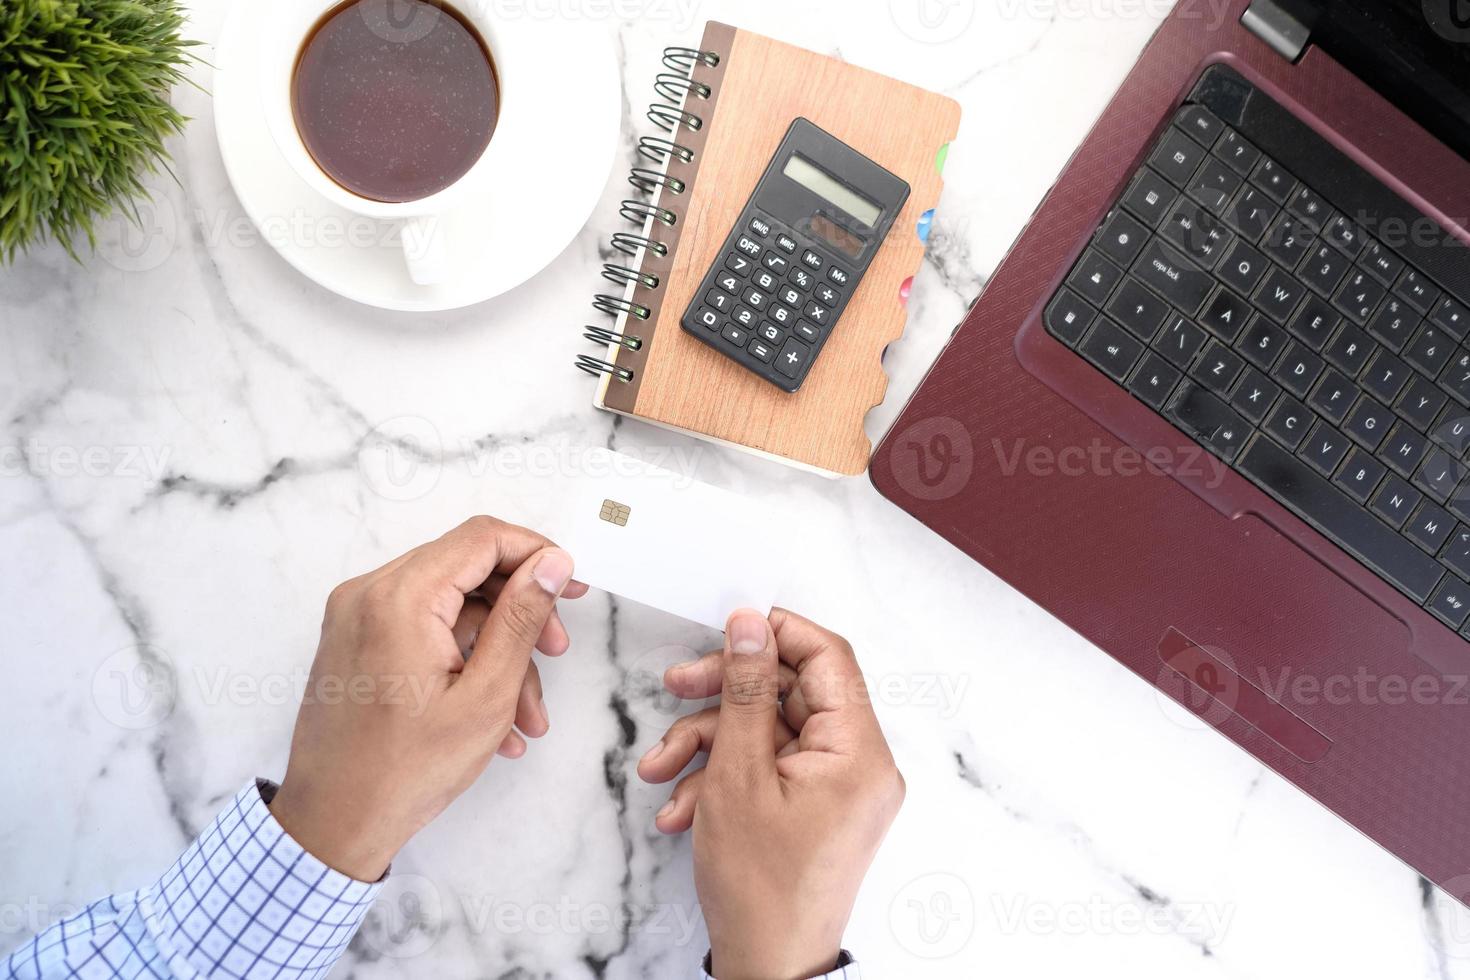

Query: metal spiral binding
577,45,720,383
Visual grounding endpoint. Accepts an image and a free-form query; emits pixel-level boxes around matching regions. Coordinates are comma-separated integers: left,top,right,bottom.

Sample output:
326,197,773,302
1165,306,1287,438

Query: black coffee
292,0,499,203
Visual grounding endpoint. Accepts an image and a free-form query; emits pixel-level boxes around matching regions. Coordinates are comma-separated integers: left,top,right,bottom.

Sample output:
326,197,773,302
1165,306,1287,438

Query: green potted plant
1,0,194,262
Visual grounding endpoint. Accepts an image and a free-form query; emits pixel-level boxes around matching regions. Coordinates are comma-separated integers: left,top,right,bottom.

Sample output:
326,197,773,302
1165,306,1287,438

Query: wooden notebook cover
602,23,961,476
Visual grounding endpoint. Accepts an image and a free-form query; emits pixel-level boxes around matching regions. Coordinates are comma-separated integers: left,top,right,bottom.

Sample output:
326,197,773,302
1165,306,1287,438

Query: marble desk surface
4,1,1468,977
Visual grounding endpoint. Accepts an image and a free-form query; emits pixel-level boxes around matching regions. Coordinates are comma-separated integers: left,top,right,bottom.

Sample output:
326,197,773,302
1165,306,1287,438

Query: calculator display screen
782,154,882,227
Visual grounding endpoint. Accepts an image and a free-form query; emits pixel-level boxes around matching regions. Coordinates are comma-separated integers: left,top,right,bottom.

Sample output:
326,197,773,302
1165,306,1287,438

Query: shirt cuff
700,950,860,979
136,779,384,980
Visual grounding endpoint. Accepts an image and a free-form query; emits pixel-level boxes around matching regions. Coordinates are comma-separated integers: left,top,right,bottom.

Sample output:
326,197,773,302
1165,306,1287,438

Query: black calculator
680,118,911,392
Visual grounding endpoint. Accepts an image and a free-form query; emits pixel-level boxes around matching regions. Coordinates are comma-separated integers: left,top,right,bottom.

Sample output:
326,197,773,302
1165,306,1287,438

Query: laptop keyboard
1047,102,1470,638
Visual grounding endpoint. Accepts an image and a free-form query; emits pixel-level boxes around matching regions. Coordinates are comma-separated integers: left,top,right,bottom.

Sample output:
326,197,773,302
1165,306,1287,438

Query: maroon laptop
872,0,1470,901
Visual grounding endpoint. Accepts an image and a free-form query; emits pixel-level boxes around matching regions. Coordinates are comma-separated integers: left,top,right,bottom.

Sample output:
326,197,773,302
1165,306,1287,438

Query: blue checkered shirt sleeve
3,780,383,980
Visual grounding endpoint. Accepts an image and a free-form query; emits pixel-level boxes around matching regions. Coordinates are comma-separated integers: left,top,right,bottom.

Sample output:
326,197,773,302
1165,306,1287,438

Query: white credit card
538,448,784,631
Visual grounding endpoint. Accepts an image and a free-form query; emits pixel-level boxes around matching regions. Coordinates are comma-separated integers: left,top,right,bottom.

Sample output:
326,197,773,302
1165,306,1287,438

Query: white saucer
212,4,620,312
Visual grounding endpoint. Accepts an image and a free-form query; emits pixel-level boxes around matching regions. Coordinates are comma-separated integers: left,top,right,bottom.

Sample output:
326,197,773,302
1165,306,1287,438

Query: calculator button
733,305,758,328
736,236,762,258
789,267,815,290
693,306,721,331
748,215,772,238
775,339,812,380
722,324,750,348
748,339,776,363
753,270,779,292
770,304,796,326
705,288,735,313
716,271,741,294
803,300,831,326
827,265,851,287
801,249,824,271
794,320,821,344
778,286,803,307
724,254,753,277
776,233,798,254
758,322,787,345
743,287,768,310
762,251,790,275
815,283,840,305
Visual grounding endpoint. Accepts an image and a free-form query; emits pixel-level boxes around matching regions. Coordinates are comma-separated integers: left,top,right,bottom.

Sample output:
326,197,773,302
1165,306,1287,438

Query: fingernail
657,798,677,819
532,550,574,595
728,610,768,655
641,739,665,764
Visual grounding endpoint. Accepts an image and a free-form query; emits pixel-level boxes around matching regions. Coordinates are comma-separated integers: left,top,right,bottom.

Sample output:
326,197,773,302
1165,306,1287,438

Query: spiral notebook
575,23,961,477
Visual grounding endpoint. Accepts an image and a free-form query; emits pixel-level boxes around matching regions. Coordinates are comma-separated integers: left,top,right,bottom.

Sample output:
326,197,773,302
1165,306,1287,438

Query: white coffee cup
260,0,521,286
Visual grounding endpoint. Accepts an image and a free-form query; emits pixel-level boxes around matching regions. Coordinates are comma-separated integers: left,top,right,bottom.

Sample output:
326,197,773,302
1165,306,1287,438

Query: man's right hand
637,608,905,980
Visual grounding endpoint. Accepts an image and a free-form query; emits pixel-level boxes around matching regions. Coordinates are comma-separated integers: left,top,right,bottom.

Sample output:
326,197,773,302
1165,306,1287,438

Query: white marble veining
5,1,1470,977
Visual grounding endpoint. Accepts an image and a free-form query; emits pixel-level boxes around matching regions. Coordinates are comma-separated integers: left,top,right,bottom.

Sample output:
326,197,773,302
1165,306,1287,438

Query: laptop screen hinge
1241,0,1311,62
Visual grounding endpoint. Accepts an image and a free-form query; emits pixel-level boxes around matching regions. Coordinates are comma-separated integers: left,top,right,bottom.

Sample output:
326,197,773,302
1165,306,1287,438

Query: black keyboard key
1336,448,1388,503
1309,369,1359,424
789,267,815,290
1079,318,1144,382
1428,575,1470,629
1431,296,1470,341
1127,353,1183,410
1323,325,1375,376
1381,422,1429,477
1362,350,1410,404
1261,212,1316,268
1151,128,1209,186
1405,501,1455,554
725,253,754,277
1213,129,1261,176
1358,239,1405,286
715,270,742,294
1441,351,1470,406
758,322,788,346
1397,374,1448,431
1045,289,1096,346
1444,526,1470,578
774,338,811,380
1231,366,1281,423
1404,324,1455,379
1345,395,1392,450
1273,344,1325,398
1286,185,1330,224
1431,402,1470,456
1369,475,1422,529
1323,213,1367,257
1394,268,1440,315
722,323,751,347
1300,243,1351,297
1255,266,1306,324
794,320,820,344
1067,249,1123,306
1167,382,1250,460
1250,156,1296,204
1199,288,1251,342
691,305,722,331
1191,341,1245,395
705,288,736,313
1366,297,1419,352
1238,437,1443,602
1106,278,1171,341
1222,185,1278,240
1175,105,1225,146
1187,157,1243,214
1133,239,1213,314
1286,294,1340,351
1219,240,1269,296
1151,314,1205,369
1300,420,1350,476
769,303,796,327
732,305,759,328
1096,210,1149,268
1263,396,1311,450
1416,448,1464,504
1333,270,1386,325
1240,314,1288,370
1122,168,1178,227
1160,198,1232,267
